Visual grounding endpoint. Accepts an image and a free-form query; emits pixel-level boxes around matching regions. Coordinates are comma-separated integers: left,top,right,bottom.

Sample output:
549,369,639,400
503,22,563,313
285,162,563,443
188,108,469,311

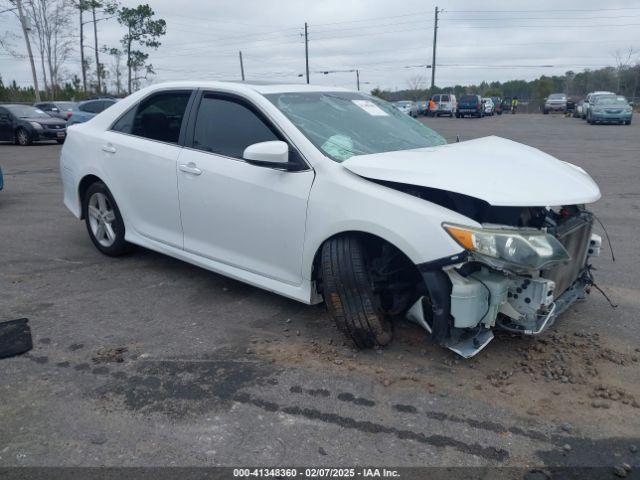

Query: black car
0,104,67,145
456,94,484,118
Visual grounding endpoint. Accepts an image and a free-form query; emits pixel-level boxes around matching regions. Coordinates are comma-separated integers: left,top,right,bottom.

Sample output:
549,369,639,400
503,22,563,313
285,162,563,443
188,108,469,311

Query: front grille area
542,212,593,297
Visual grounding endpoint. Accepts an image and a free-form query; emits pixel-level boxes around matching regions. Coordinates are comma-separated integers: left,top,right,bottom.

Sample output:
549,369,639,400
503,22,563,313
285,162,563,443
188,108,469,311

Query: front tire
321,236,392,349
15,128,32,146
56,138,65,144
82,182,130,256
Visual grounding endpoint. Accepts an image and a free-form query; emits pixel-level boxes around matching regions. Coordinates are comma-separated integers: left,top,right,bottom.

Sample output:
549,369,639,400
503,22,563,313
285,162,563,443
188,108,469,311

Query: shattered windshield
266,91,446,162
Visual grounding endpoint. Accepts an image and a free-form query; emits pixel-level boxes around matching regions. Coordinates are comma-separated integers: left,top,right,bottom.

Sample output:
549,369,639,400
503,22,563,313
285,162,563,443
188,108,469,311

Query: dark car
34,101,77,120
456,94,484,118
501,97,512,113
490,96,503,115
0,104,67,145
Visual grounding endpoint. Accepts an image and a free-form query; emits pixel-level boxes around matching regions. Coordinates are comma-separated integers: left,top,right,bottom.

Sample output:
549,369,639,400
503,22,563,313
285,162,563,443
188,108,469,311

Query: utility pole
431,6,439,89
92,4,101,93
15,0,41,101
239,50,245,81
304,22,309,84
356,69,360,91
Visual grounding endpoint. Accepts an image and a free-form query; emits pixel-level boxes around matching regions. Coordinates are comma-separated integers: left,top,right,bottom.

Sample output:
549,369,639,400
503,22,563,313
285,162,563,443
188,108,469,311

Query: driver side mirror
243,141,292,169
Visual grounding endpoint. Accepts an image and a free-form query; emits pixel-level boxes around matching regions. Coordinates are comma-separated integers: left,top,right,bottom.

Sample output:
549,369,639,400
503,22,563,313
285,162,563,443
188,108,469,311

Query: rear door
102,89,194,248
176,91,314,285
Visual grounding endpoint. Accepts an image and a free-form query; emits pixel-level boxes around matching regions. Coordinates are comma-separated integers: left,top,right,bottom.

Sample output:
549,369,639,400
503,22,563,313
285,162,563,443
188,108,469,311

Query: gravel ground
0,114,638,472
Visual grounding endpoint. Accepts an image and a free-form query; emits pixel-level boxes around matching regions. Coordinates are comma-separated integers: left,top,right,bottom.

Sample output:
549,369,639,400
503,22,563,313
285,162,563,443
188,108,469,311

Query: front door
0,108,13,141
177,92,314,285
102,90,193,248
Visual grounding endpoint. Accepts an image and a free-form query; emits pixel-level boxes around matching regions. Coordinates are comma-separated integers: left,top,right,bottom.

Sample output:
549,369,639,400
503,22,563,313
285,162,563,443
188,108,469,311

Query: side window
192,95,279,159
112,91,191,144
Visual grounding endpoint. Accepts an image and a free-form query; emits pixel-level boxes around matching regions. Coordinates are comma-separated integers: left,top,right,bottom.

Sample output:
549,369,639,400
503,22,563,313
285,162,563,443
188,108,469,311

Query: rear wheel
321,235,392,349
15,128,31,146
82,182,130,256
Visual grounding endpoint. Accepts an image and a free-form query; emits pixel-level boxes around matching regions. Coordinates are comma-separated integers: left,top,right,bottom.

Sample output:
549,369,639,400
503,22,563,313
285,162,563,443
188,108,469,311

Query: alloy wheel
87,192,117,247
17,129,28,146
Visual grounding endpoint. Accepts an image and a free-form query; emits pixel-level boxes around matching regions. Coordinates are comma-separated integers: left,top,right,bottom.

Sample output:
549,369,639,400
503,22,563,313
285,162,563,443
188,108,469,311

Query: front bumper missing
407,272,589,358
408,223,601,358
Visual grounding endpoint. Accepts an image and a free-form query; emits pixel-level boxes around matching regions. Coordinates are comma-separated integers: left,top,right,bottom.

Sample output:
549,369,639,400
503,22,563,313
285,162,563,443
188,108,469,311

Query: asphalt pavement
0,114,638,473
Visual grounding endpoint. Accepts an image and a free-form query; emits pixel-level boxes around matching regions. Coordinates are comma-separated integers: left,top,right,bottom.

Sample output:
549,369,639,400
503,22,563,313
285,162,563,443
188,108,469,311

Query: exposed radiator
543,212,593,297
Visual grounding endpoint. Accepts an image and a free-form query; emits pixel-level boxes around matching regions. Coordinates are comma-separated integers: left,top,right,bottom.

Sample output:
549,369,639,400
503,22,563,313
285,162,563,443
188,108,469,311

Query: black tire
56,138,65,144
455,113,460,118
82,181,130,256
321,236,392,349
15,128,32,146
543,109,549,115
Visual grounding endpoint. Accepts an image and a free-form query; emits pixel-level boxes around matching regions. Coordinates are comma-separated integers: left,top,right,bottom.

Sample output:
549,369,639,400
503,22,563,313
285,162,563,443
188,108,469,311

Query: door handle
101,144,116,154
179,162,202,176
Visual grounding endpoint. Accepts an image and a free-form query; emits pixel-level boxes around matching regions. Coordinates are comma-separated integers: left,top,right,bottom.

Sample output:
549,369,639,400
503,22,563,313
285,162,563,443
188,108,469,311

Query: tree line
373,53,640,104
0,0,166,102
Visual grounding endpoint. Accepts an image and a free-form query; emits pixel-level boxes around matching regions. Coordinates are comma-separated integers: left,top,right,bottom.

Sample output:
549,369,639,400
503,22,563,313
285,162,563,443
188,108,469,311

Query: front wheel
82,182,130,256
56,138,65,144
15,128,32,146
321,236,392,349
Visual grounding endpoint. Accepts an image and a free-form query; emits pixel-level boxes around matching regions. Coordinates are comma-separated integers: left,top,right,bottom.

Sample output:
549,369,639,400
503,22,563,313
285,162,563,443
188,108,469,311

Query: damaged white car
60,82,602,357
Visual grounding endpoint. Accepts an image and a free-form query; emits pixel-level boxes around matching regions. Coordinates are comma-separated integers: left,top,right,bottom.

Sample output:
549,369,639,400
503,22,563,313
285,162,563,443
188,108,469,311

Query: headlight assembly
29,121,43,129
443,223,570,270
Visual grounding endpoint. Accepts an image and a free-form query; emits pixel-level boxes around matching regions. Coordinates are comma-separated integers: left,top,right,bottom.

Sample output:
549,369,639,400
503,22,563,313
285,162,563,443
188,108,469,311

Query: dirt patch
252,318,640,437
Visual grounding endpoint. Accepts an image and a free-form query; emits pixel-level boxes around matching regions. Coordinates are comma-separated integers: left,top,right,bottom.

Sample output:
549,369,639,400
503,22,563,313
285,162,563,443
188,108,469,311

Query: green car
588,96,633,125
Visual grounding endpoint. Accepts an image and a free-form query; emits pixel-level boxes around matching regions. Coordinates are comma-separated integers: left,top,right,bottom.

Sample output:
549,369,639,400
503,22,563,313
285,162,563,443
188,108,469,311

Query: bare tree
406,74,426,101
4,0,41,100
612,47,637,92
102,45,123,95
24,0,74,98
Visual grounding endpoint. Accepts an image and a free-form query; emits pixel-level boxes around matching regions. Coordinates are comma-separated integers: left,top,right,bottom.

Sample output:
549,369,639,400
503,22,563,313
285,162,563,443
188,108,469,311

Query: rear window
460,95,477,102
441,95,450,102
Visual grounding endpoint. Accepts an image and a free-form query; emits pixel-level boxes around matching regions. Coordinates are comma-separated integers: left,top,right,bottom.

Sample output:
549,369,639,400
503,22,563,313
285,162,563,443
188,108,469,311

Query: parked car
456,94,484,118
501,97,512,113
392,100,418,117
34,101,77,120
60,81,603,358
417,100,429,116
566,98,576,114
0,104,67,145
67,98,117,126
543,93,567,114
581,91,615,119
490,97,503,115
482,98,495,116
587,95,633,125
429,94,457,117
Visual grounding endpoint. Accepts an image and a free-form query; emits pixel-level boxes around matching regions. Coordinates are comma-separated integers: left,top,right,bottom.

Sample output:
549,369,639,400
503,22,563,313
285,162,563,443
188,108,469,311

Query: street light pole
239,50,245,81
304,22,310,84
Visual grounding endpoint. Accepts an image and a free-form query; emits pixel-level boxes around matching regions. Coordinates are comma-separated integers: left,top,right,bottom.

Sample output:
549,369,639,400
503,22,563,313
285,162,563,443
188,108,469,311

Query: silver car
393,101,418,117
543,94,567,114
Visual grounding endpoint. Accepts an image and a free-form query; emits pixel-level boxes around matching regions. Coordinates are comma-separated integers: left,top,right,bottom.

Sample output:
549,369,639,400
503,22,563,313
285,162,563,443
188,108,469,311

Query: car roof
135,80,351,95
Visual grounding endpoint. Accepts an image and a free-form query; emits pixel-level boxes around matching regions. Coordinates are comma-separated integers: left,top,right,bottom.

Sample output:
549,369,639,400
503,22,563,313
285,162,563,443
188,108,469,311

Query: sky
1,0,639,92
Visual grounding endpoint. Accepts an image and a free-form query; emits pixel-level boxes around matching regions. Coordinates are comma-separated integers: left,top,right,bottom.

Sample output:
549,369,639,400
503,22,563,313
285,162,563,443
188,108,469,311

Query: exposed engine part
589,233,602,257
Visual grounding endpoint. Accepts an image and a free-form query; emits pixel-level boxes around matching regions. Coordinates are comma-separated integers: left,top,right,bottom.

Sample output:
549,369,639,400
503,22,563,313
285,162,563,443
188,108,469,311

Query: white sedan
61,81,602,357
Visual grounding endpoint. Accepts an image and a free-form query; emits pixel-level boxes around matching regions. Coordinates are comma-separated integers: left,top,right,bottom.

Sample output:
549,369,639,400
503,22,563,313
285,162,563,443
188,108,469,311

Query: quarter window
192,95,279,158
112,91,191,144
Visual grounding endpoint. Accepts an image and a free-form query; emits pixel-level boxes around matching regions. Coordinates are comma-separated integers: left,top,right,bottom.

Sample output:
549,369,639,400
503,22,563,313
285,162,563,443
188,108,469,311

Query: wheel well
312,231,424,314
78,175,103,218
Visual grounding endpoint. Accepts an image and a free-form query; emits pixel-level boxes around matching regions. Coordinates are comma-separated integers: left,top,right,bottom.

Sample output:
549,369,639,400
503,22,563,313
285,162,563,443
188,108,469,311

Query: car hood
22,116,66,126
342,136,601,207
